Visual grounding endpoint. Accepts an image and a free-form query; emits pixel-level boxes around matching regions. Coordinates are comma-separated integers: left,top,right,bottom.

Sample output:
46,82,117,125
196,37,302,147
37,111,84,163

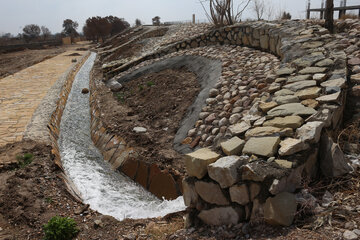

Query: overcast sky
0,0,359,35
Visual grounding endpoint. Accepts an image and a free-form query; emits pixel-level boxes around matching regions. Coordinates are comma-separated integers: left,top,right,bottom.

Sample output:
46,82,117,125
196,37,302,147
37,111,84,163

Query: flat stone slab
220,137,245,155
313,73,327,81
299,67,327,74
320,78,346,89
276,67,295,76
278,138,310,156
245,127,284,138
295,87,321,100
208,156,246,188
287,75,311,83
242,136,281,157
274,95,299,104
263,116,304,129
228,121,251,136
316,91,341,103
267,103,317,117
274,89,294,97
185,148,220,179
259,101,278,112
315,58,334,67
283,80,317,92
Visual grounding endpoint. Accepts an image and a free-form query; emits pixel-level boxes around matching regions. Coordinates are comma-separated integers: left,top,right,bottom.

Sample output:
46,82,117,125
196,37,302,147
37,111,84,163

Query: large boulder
264,192,297,226
319,134,353,177
208,156,246,188
182,178,199,207
296,121,324,143
194,181,229,205
229,184,250,205
198,207,240,225
184,148,220,179
267,103,317,117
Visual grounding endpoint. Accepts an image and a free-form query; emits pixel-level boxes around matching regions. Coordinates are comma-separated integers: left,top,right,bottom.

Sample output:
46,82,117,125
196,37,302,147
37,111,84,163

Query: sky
0,0,359,36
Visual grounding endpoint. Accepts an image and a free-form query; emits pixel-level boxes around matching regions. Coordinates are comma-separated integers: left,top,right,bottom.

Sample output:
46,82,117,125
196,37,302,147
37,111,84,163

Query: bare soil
96,68,200,174
0,48,65,78
0,141,185,240
1,141,358,239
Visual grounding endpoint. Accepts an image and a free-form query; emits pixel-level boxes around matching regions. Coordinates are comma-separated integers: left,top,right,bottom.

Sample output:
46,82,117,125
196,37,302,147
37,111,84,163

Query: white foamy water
58,52,185,220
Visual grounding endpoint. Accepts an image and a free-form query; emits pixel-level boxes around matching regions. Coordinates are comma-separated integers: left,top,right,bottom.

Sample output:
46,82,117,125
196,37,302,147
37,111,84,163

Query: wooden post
192,14,196,24
306,0,311,19
324,0,334,33
320,0,325,19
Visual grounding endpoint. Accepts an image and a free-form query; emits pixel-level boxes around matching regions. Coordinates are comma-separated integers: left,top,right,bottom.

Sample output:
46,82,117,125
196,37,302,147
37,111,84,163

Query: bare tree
41,26,51,40
324,0,334,33
135,19,142,26
252,0,265,20
199,0,251,27
23,24,41,42
265,4,274,20
152,16,161,26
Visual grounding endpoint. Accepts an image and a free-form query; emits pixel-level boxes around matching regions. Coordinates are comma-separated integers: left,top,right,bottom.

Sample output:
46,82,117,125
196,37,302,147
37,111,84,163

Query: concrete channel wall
47,53,90,202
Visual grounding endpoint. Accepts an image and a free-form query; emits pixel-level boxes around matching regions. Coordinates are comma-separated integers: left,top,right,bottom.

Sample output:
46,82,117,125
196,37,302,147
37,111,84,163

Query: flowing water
58,52,185,220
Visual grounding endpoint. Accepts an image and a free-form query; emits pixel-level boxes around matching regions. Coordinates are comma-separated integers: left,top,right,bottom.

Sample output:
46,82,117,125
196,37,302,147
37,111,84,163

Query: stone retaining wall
100,20,357,226
89,73,183,200
100,27,169,72
47,52,90,202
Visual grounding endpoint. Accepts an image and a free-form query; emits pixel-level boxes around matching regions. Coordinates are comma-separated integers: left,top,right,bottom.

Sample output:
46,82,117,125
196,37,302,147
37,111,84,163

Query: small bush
146,81,155,87
43,216,79,240
16,153,33,168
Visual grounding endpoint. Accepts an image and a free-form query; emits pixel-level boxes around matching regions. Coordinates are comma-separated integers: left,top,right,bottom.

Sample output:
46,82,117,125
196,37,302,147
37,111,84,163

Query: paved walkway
0,48,87,147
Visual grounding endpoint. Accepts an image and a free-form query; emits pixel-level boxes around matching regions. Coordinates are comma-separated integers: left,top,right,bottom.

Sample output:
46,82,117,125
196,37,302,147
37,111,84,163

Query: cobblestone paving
0,49,86,147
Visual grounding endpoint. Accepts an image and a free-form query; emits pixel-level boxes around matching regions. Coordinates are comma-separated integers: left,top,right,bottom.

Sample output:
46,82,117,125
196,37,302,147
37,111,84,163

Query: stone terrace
95,19,360,226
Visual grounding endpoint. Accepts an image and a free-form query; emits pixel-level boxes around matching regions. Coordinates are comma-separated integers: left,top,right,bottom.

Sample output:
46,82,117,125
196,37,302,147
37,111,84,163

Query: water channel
58,52,185,220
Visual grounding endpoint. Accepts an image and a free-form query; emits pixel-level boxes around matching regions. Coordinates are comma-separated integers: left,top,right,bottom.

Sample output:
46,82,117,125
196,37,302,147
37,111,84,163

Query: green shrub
146,81,155,87
16,153,33,168
43,216,79,240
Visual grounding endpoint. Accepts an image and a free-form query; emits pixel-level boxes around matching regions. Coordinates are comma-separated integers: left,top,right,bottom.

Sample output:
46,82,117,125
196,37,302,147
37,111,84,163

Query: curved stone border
47,52,90,202
99,20,354,226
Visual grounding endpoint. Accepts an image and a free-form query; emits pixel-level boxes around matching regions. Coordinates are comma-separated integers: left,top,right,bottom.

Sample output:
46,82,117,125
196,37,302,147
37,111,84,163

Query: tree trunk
324,0,334,33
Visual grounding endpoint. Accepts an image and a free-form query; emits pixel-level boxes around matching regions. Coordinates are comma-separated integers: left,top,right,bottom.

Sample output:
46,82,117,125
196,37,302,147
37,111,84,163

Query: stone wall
88,74,183,200
47,52,90,202
100,27,169,72
99,20,356,226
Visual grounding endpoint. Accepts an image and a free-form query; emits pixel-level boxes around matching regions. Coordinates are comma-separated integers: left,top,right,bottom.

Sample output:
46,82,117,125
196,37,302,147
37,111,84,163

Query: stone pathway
0,48,87,147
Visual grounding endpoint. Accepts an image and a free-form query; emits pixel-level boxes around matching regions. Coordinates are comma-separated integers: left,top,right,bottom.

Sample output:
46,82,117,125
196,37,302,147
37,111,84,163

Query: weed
146,81,155,87
45,197,53,204
114,92,126,103
16,153,33,168
43,216,79,240
138,84,144,91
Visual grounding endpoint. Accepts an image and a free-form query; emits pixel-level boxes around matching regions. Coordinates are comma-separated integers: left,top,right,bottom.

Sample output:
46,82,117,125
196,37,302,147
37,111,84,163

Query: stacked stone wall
97,20,357,226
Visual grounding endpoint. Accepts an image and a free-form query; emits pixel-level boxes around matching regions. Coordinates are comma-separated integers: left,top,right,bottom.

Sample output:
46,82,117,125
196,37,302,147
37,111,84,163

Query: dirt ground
95,68,200,174
0,141,359,239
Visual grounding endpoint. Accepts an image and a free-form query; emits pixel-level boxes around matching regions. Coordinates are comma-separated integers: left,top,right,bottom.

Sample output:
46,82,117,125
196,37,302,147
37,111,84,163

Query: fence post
306,0,311,19
192,14,196,24
324,0,334,33
320,0,325,19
